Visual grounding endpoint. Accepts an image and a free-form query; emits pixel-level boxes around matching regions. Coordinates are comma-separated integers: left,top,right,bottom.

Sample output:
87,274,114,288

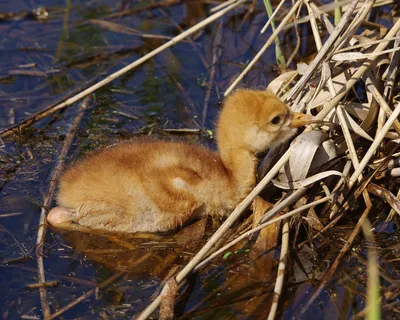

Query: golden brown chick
47,89,313,233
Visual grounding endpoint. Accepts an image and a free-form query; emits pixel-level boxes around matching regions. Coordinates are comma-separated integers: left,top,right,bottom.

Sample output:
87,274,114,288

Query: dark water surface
1,1,399,319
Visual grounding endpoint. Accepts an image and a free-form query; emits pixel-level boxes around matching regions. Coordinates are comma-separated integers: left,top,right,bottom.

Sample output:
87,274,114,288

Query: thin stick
286,0,302,66
224,0,303,96
267,221,289,320
136,149,292,319
0,0,245,139
202,21,223,127
210,0,240,13
35,96,90,320
260,0,286,34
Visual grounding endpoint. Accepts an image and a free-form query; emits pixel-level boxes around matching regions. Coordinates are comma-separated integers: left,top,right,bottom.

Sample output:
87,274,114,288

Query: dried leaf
273,170,343,190
267,70,297,94
326,106,373,141
296,62,309,75
310,139,338,171
285,131,328,181
344,102,369,120
309,68,356,109
331,52,367,61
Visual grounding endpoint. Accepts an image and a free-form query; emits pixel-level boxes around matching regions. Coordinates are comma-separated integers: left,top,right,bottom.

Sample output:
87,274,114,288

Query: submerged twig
50,271,126,319
35,96,90,320
202,21,223,127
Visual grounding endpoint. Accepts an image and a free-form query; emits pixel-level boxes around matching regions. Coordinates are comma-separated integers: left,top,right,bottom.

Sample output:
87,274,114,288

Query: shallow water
0,1,399,319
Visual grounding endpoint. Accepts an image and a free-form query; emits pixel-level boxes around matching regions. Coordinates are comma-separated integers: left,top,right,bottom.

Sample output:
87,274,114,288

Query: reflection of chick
48,90,313,233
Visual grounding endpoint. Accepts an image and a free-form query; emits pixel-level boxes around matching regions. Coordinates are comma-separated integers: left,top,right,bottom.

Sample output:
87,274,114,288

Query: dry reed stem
378,31,400,135
336,36,400,53
0,0,245,139
307,0,376,221
260,187,307,223
286,0,360,101
349,101,400,187
316,18,400,121
284,0,393,29
334,0,376,53
306,0,375,217
365,75,400,135
35,96,90,320
332,46,400,61
383,31,400,99
194,196,329,271
305,0,361,171
267,221,289,320
224,0,303,96
136,149,292,319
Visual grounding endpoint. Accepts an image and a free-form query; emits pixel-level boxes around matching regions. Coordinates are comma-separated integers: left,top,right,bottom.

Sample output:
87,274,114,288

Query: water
1,1,398,319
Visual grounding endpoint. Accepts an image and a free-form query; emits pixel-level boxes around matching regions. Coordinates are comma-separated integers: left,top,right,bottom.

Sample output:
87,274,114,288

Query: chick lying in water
47,89,314,233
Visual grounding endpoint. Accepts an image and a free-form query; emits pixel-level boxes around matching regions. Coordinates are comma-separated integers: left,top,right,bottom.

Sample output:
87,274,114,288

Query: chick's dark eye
271,116,281,125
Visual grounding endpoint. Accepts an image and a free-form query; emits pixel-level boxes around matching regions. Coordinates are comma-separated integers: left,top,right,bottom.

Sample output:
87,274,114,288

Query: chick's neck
217,135,259,203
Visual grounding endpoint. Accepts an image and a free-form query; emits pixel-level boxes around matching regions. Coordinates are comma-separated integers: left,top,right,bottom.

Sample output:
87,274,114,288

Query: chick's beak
290,112,315,128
